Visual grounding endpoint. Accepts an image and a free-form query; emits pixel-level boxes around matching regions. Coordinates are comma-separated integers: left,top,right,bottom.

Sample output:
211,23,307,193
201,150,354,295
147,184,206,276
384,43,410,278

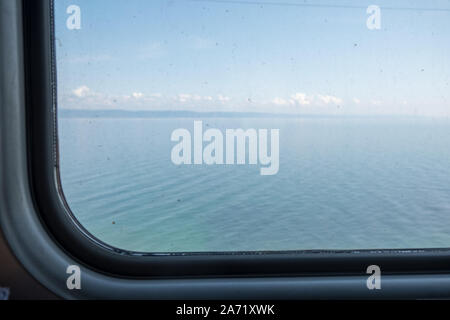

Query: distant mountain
58,109,410,119
58,109,358,119
58,109,304,119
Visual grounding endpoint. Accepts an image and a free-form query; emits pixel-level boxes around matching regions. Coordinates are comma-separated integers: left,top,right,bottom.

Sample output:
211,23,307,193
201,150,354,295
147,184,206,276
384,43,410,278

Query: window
2,0,450,300
54,0,450,254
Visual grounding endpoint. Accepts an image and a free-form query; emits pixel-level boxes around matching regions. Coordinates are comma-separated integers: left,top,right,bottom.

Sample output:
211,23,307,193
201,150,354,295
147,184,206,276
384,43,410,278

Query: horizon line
58,109,443,119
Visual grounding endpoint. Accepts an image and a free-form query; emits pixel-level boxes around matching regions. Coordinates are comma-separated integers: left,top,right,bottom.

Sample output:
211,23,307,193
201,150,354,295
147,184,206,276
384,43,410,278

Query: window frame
2,0,450,299
27,0,450,278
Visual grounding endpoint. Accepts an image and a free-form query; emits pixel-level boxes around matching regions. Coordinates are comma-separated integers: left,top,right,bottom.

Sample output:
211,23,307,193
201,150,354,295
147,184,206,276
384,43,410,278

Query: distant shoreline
58,109,431,119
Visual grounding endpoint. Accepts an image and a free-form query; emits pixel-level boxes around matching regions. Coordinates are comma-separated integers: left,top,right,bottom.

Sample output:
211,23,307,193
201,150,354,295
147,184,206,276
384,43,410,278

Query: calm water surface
59,116,450,252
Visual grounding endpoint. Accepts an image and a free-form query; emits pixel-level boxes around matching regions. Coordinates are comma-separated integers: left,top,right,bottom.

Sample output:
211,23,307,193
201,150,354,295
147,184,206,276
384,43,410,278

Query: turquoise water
59,116,450,252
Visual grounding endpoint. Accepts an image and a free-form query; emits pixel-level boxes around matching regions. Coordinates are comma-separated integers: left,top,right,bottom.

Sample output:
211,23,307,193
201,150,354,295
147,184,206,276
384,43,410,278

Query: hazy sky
55,0,450,116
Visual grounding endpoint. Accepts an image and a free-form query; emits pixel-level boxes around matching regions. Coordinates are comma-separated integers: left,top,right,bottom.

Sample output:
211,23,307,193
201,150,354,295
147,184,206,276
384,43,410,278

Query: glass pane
55,0,450,252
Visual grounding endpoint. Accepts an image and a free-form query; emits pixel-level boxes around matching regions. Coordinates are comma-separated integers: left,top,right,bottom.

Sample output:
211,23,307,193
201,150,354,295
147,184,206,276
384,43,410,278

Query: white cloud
218,95,231,102
291,93,311,106
132,92,144,99
317,95,343,105
64,86,166,110
272,93,343,107
177,94,225,103
177,94,192,103
63,88,356,114
353,98,361,104
72,86,92,98
272,97,293,106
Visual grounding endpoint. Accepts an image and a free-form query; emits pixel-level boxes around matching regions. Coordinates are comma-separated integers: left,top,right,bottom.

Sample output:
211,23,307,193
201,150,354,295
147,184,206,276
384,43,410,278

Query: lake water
59,116,450,252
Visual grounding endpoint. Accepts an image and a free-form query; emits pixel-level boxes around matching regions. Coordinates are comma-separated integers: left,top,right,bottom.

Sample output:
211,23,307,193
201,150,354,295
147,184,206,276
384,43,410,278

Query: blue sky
55,0,450,116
